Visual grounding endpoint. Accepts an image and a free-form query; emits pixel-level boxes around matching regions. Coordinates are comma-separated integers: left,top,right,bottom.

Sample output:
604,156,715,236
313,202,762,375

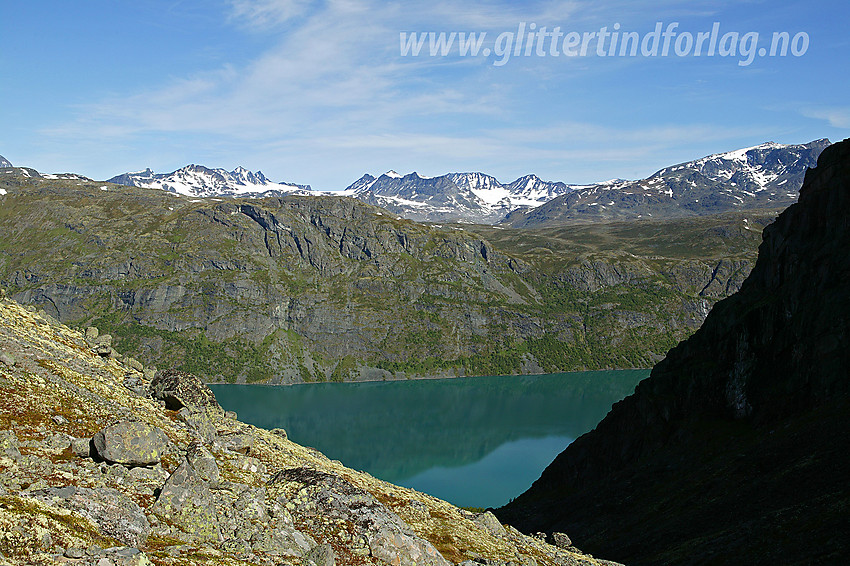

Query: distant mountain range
27,138,835,225
505,139,830,227
108,165,311,198
340,170,582,223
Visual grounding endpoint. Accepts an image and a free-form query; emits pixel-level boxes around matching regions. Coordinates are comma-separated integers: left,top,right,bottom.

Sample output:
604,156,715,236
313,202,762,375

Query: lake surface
211,369,648,508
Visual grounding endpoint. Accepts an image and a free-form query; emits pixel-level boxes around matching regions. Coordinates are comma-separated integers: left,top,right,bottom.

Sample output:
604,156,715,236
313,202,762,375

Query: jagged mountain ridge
103,139,830,225
496,138,850,564
108,164,312,198
504,139,830,227
0,154,11,168
344,171,576,224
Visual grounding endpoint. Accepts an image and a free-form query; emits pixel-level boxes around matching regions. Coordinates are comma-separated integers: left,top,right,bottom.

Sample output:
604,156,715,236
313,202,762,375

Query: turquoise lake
210,369,649,508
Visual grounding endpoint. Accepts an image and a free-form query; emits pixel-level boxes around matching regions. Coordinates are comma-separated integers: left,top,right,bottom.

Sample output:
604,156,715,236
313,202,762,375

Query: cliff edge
496,138,850,565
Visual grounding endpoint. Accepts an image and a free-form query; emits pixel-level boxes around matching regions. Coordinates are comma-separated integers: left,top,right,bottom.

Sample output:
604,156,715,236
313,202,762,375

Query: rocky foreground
0,289,619,566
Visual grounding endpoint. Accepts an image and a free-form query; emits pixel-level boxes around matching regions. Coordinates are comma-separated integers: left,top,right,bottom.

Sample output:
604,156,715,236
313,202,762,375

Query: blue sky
0,1,847,190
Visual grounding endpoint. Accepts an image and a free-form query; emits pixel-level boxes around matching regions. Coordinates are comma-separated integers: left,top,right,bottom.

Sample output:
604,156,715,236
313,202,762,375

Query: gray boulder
151,460,221,541
217,432,253,455
92,420,169,466
0,429,21,459
35,485,150,547
186,440,219,485
150,369,221,413
303,543,335,566
0,352,16,367
473,511,506,538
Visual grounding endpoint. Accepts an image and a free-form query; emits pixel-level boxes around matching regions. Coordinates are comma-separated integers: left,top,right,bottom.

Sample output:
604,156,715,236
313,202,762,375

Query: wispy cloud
228,0,313,28
802,107,850,129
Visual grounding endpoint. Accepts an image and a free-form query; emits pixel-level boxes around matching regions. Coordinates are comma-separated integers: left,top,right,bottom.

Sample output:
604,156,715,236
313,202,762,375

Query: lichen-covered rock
0,429,21,459
151,460,221,541
177,407,217,443
31,485,150,547
268,467,450,566
304,542,335,566
150,369,221,413
186,440,219,485
0,352,15,367
92,420,169,466
71,437,92,458
473,511,506,538
216,431,253,455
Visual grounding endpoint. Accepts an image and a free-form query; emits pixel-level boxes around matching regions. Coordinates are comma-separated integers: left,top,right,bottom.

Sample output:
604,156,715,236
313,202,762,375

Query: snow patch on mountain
108,165,311,198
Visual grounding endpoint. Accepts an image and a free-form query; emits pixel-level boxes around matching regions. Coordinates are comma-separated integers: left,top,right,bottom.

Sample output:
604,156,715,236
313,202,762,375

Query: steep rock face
0,154,11,168
496,139,850,565
0,172,764,382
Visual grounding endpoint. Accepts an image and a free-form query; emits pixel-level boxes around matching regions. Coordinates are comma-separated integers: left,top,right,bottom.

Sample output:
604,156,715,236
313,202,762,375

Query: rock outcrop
0,289,619,565
496,139,850,564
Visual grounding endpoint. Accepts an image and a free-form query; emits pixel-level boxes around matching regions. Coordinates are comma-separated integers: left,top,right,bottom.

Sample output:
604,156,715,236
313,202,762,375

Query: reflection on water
211,369,648,508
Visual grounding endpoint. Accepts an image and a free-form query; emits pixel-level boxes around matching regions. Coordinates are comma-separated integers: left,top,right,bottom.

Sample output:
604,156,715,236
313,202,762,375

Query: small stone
65,547,86,559
270,428,288,440
0,352,16,367
52,415,68,425
72,437,92,458
224,410,238,420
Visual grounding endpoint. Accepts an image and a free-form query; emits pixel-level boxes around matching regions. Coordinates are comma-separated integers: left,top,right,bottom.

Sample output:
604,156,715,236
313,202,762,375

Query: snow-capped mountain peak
108,165,311,198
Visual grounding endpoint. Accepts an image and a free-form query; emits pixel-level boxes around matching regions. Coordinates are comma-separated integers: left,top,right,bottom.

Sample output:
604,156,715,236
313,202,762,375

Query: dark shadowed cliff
496,138,850,565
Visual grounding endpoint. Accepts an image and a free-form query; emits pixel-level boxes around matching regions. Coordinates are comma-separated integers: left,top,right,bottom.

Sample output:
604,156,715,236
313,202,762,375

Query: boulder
91,420,169,466
304,543,335,566
0,352,16,367
270,428,288,440
37,485,150,547
125,357,144,372
217,432,253,455
84,326,99,342
0,429,22,459
150,369,221,413
151,460,221,541
186,441,219,485
177,407,217,443
473,511,506,538
549,531,572,548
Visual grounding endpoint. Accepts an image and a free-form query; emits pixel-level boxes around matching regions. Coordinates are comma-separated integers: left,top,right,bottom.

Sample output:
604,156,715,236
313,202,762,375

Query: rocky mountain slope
503,139,830,227
108,165,311,198
0,169,772,383
0,290,622,566
496,138,850,564
0,155,11,168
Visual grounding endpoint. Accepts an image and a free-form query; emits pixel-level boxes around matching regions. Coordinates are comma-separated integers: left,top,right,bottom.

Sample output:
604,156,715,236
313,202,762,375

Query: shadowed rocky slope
496,138,850,565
